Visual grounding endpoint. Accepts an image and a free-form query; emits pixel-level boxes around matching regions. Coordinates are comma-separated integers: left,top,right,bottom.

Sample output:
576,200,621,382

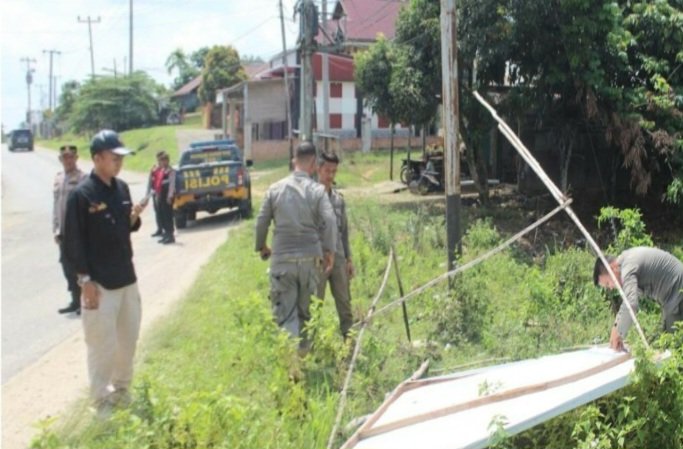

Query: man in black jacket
63,129,146,414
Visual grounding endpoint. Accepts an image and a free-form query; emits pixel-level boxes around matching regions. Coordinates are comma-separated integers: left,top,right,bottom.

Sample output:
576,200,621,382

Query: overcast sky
1,0,300,130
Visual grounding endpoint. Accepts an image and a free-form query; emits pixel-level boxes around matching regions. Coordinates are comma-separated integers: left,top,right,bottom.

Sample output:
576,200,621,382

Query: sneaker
151,230,163,237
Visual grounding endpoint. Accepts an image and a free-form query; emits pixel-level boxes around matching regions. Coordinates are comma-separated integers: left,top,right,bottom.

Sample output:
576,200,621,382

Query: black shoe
151,230,163,237
161,236,175,244
58,304,80,314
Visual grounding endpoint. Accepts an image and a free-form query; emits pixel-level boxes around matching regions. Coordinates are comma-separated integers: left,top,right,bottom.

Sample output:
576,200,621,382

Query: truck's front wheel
174,211,188,229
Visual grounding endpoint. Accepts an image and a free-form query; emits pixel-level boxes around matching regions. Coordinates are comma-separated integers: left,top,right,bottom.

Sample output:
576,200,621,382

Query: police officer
316,152,355,338
63,129,146,414
53,144,88,314
255,141,337,350
146,151,166,238
150,151,176,244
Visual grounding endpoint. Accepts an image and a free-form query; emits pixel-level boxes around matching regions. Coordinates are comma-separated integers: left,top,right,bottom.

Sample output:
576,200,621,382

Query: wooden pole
440,0,462,271
391,246,411,342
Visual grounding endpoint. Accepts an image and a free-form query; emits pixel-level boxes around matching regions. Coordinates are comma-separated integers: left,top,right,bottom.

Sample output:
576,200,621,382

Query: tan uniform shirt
328,188,351,259
53,168,88,236
255,171,337,261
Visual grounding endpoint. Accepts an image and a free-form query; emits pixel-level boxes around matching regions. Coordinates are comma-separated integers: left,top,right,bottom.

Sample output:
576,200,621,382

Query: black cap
90,129,131,156
320,151,340,164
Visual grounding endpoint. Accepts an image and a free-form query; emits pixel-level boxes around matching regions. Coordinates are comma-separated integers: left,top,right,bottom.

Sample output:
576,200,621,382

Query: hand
609,326,625,352
260,246,272,261
346,259,355,279
131,202,146,225
139,197,149,208
81,281,101,310
324,251,335,275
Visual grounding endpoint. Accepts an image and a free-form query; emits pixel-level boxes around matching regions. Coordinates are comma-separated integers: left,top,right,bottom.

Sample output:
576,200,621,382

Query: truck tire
174,211,188,229
187,210,196,221
238,199,253,219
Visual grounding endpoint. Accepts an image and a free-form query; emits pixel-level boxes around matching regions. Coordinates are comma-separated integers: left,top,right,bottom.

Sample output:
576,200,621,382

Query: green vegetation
38,117,206,173
31,152,683,448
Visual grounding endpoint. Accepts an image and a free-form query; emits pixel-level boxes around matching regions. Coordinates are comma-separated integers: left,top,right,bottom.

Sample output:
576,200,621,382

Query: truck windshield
181,147,240,165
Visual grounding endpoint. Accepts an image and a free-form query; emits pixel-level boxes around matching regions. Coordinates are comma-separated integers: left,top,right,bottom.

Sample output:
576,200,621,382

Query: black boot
58,291,81,315
151,230,163,237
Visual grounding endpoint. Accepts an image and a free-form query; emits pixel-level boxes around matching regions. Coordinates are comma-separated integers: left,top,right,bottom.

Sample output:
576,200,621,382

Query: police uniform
53,167,88,311
317,188,354,337
255,171,337,341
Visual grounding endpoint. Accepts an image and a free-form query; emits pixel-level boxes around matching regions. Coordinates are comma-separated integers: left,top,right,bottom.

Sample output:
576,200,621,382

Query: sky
1,0,301,131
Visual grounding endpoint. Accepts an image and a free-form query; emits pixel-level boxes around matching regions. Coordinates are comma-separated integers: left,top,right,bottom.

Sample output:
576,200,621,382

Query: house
328,0,405,54
170,75,202,113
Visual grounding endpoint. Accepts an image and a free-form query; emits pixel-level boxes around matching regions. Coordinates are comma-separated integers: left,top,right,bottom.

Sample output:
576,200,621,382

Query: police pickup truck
173,139,252,228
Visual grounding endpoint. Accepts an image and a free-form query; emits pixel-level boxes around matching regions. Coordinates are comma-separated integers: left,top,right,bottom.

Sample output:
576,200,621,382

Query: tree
190,46,210,69
54,80,81,125
166,48,199,91
198,45,246,105
355,35,403,178
68,72,166,134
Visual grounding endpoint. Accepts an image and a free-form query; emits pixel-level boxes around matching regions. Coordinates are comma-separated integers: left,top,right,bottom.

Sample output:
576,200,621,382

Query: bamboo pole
473,91,649,350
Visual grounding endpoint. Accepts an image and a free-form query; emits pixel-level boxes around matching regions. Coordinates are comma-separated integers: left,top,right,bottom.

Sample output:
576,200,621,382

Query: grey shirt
615,247,683,337
255,171,337,261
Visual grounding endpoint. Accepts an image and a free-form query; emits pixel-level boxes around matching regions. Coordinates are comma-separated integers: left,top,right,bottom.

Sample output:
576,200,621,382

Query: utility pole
279,0,294,166
20,57,37,128
77,15,101,78
129,0,133,74
42,49,61,111
297,0,318,142
440,0,462,271
321,0,330,142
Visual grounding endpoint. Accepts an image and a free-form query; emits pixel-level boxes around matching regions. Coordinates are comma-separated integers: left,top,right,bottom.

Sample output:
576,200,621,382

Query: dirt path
1,150,238,449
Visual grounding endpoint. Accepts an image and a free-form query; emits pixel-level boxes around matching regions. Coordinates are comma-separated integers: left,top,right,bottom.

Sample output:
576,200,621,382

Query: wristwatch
77,274,92,286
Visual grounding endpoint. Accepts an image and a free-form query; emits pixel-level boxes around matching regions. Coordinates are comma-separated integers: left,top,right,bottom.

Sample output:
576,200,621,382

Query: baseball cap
90,129,132,156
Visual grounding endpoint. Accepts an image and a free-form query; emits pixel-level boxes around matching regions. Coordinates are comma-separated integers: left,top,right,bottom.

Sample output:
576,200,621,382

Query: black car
8,129,34,152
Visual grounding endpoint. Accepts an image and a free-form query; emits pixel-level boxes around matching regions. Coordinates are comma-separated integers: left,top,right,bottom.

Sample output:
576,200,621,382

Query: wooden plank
341,361,430,449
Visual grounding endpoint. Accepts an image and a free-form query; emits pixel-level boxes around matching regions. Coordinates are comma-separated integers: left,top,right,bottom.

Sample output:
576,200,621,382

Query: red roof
312,53,354,82
243,62,270,80
330,0,404,42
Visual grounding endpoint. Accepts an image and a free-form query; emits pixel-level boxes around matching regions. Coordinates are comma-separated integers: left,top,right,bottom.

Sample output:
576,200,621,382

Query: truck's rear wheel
238,199,253,219
174,211,188,229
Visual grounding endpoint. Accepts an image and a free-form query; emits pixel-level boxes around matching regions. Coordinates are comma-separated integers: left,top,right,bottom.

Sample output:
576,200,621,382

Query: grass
30,151,683,449
37,113,205,173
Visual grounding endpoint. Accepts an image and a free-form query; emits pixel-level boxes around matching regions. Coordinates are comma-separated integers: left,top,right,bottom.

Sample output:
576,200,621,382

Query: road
1,144,240,449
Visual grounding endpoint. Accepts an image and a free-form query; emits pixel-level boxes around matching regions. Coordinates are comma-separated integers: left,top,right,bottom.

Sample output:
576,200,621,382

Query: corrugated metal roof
171,74,202,97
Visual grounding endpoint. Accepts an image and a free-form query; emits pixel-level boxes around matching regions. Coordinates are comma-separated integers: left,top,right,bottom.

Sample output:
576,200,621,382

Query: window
330,82,342,98
330,113,342,129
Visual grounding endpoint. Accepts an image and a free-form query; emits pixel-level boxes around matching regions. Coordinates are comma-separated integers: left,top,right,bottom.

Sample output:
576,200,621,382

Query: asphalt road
0,144,237,383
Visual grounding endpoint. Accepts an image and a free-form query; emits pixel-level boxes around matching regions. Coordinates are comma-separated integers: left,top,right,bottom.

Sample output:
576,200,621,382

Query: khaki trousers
82,282,141,402
269,258,319,340
317,254,353,337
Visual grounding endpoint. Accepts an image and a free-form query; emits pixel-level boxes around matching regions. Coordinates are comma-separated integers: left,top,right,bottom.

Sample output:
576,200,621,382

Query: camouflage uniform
317,188,354,337
255,171,337,340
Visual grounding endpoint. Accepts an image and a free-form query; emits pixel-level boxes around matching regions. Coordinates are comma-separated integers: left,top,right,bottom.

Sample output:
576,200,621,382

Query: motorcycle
409,160,442,195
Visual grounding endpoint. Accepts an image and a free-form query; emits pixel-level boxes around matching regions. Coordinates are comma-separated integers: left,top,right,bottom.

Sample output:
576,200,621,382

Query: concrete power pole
297,0,318,142
42,49,61,111
279,0,294,166
20,57,36,127
77,16,101,78
440,0,462,271
129,0,133,74
321,0,330,141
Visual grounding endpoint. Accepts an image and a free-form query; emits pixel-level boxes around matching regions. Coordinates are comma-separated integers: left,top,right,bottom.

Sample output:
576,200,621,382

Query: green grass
30,152,683,449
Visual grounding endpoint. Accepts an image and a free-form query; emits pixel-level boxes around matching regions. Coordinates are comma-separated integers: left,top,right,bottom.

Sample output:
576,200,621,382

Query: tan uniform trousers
82,282,141,402
269,258,319,341
317,254,353,337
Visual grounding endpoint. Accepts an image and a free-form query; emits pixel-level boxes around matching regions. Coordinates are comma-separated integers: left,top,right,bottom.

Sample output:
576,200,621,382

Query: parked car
172,139,253,229
8,129,34,152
